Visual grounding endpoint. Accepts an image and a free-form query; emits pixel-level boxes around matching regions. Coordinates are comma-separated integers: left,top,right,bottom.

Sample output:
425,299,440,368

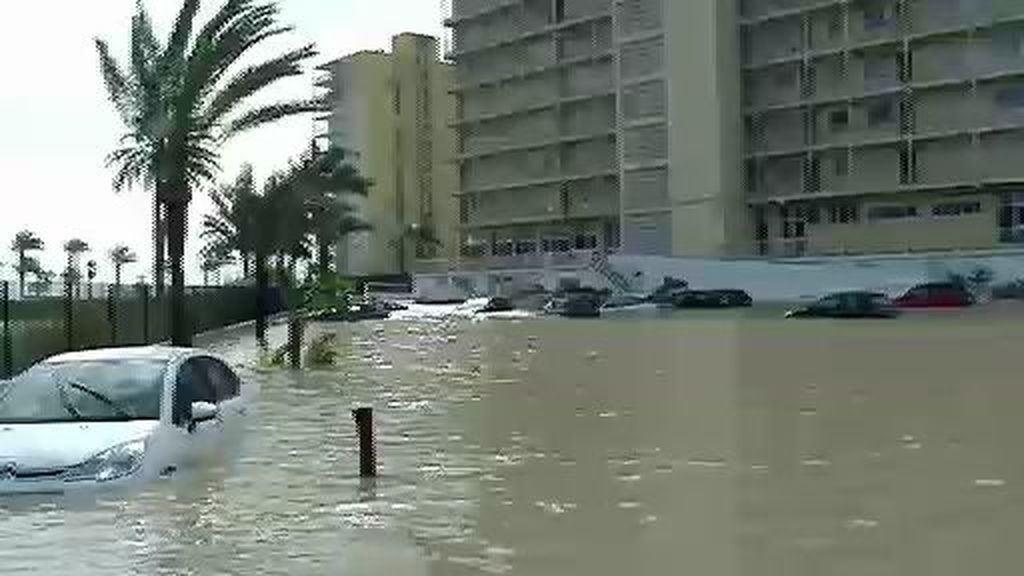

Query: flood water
3,304,1024,575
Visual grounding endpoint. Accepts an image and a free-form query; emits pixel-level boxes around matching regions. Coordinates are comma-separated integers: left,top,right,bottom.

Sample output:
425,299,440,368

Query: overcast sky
0,0,447,284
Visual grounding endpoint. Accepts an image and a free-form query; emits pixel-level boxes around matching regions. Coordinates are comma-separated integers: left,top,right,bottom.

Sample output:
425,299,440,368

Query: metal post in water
107,285,117,346
352,407,377,477
140,284,150,344
63,276,74,351
2,281,11,379
287,315,303,369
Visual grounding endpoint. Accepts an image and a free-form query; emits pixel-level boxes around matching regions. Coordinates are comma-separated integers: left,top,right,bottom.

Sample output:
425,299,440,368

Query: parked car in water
477,296,514,314
785,291,899,319
674,289,753,309
892,282,975,309
647,277,690,305
0,347,247,496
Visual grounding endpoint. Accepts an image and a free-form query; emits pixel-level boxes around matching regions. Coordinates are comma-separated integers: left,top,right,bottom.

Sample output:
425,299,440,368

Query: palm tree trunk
154,199,166,297
166,199,190,346
317,237,331,279
114,265,122,294
255,248,268,347
17,251,25,299
243,253,252,279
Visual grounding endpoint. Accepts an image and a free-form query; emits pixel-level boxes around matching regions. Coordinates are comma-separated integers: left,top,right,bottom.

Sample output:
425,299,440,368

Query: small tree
109,245,138,294
63,238,90,299
11,230,44,298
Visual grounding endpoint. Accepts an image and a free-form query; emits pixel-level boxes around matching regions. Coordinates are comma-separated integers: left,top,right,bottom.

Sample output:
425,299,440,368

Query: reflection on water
3,306,1024,575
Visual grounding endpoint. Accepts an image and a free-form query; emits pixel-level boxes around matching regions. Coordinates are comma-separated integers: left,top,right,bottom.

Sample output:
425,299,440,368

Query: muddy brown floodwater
3,304,1024,575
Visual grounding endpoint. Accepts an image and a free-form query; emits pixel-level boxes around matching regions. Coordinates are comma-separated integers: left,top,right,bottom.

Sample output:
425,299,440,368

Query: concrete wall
745,15,801,66
915,86,976,134
745,63,800,108
850,144,901,192
416,249,1024,303
751,108,804,152
664,0,747,257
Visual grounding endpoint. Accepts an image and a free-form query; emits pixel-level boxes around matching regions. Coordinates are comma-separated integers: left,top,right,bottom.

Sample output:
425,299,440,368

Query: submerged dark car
786,291,899,319
477,296,514,313
892,282,975,309
675,289,753,309
648,277,690,305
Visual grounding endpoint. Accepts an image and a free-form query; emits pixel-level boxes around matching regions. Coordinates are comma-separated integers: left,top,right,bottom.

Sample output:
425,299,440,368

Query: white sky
0,0,446,284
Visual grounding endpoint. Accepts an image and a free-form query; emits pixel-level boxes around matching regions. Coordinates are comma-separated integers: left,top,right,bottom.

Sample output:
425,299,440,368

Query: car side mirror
191,401,219,424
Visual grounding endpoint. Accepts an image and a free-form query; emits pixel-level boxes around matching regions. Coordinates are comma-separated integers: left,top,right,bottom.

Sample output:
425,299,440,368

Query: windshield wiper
62,378,134,419
55,379,82,419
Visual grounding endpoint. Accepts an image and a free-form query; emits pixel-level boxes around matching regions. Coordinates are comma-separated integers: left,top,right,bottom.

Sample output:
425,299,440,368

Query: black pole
141,284,150,344
287,315,303,369
352,407,377,477
107,286,117,346
2,281,11,379
63,276,73,351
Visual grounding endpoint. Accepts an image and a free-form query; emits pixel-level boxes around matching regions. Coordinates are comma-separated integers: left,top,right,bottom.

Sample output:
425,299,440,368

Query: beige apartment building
316,33,458,276
448,0,1024,267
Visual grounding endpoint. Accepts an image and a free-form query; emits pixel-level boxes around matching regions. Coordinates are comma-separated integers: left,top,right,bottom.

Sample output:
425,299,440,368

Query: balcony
457,249,601,270
740,0,844,24
446,0,519,26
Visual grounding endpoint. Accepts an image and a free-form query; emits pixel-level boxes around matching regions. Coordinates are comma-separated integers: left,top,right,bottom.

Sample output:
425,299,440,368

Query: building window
867,204,918,221
829,203,858,223
461,238,486,258
492,239,514,257
773,67,796,88
932,201,982,217
515,239,537,255
830,109,849,132
542,236,572,253
575,234,598,250
833,153,849,177
867,99,895,125
755,206,769,255
999,192,1024,243
995,86,1024,109
863,1,896,30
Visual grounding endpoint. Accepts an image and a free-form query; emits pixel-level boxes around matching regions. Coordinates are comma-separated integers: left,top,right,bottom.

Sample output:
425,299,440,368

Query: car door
172,357,223,464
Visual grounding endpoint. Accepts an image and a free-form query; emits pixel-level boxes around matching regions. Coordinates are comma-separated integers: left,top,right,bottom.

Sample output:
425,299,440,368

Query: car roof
826,290,885,297
43,346,199,365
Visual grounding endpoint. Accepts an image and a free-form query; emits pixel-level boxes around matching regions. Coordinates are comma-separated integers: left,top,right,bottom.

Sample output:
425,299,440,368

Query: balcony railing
458,249,601,270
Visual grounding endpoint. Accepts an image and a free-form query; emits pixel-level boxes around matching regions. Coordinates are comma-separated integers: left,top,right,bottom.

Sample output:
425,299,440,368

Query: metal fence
1,281,286,378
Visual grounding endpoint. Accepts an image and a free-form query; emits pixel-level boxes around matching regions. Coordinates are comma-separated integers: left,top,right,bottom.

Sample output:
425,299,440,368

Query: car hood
0,420,160,471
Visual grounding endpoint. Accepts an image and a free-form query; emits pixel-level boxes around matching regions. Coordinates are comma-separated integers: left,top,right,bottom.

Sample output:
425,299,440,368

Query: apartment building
744,0,1024,256
448,0,745,269
316,33,458,276
449,0,1024,268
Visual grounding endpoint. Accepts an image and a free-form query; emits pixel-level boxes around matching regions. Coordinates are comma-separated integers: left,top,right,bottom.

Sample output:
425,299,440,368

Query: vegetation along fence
1,280,286,378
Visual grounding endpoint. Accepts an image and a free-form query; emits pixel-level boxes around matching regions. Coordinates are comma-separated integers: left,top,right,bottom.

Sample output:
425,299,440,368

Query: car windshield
0,359,165,424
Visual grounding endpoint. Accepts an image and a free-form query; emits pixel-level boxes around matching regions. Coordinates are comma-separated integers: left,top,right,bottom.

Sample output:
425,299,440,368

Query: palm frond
94,39,136,127
223,98,328,138
159,0,201,80
202,44,317,127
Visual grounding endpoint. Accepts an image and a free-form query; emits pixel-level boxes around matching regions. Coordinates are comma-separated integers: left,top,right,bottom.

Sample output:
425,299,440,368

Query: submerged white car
0,346,247,496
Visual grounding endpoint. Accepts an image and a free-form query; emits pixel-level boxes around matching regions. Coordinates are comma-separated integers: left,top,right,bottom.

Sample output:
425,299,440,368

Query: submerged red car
892,282,975,309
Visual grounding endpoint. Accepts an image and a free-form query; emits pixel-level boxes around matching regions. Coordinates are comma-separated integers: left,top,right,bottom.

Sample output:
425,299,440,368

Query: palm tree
63,239,90,298
201,164,260,278
199,245,233,286
398,223,443,274
30,266,55,298
109,245,138,293
11,230,44,298
291,145,371,278
96,0,325,346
